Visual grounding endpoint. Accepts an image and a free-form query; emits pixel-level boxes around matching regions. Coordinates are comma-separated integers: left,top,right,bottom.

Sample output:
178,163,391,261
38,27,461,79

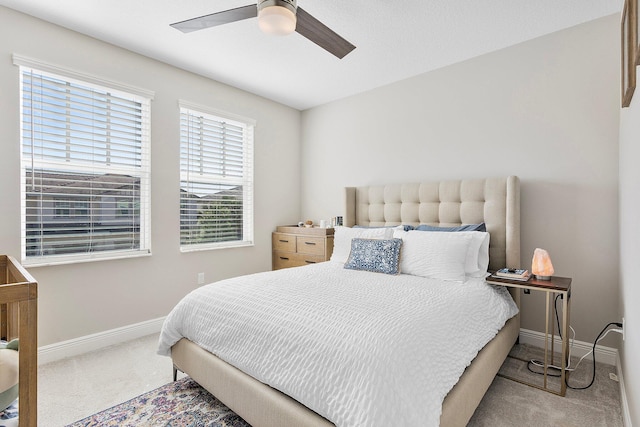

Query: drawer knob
304,242,316,245
279,239,289,243
305,260,316,264
280,257,289,260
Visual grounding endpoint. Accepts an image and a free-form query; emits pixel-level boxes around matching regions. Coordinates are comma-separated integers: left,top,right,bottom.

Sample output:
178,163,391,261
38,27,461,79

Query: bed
159,176,521,427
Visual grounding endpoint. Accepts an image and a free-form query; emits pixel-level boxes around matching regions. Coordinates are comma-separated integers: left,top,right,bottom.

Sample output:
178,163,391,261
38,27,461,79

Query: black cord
525,290,623,390
524,319,622,390
555,294,562,339
527,360,561,377
565,322,620,390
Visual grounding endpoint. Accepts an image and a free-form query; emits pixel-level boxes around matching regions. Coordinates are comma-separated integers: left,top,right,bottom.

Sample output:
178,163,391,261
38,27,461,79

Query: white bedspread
158,262,518,427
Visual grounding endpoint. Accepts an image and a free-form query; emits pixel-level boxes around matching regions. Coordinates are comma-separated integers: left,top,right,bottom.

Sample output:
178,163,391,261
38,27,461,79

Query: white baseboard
519,328,618,366
617,352,634,427
38,317,166,365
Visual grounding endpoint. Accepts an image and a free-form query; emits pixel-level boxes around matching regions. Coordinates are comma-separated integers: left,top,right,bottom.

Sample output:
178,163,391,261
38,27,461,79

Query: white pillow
394,229,489,278
461,231,490,278
474,232,490,276
330,226,393,264
392,229,408,239
397,230,473,282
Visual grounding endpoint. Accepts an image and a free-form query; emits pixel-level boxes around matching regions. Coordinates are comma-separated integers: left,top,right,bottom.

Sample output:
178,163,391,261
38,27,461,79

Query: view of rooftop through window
20,67,151,264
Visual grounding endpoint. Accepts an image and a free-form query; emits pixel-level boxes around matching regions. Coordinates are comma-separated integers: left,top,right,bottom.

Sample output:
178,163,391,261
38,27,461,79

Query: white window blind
179,104,254,250
19,66,151,266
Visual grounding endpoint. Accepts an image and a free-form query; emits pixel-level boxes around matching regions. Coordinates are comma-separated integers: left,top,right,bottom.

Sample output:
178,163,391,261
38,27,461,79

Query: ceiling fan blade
171,5,257,33
295,7,355,59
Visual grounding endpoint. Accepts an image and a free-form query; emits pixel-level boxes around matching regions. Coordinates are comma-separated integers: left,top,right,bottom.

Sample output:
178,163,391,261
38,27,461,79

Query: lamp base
535,275,551,281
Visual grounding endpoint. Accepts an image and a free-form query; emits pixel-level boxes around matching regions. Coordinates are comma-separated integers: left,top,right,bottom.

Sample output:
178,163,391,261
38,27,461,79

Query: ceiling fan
170,0,356,59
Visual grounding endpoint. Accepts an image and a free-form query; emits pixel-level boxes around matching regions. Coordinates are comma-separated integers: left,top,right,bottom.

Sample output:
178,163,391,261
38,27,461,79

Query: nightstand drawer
296,236,325,255
273,251,325,270
272,225,334,271
272,233,296,252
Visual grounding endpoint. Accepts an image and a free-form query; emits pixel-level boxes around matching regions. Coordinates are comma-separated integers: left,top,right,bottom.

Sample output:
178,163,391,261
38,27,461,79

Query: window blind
20,67,151,265
179,105,254,250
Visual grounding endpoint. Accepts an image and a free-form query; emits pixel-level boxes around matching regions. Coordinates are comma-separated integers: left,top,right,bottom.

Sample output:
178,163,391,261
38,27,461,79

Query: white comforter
158,262,518,427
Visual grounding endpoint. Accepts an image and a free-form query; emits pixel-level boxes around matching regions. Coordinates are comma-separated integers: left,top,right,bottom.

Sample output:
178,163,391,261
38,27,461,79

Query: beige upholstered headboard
344,176,520,272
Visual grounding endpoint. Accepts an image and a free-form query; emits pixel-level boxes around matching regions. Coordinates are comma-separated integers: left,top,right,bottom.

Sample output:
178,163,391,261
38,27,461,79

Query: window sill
180,241,254,253
23,250,152,268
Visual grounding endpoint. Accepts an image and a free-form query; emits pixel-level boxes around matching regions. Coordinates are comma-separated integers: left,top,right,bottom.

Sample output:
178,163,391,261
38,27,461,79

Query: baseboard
519,328,618,366
38,317,166,365
617,352,634,427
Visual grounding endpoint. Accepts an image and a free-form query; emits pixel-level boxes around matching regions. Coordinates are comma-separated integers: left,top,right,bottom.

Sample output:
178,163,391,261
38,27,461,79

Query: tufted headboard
344,176,520,272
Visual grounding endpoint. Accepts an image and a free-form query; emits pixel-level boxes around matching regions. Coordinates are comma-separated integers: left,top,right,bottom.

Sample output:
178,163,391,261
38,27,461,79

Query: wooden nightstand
272,225,334,270
486,274,572,396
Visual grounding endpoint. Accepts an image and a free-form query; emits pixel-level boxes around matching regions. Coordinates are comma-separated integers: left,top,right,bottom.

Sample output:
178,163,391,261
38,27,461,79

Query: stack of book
492,268,531,281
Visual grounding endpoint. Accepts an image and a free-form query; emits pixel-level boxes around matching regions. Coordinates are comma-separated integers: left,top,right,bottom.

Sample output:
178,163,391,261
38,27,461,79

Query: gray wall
619,67,640,426
0,6,302,346
301,15,621,347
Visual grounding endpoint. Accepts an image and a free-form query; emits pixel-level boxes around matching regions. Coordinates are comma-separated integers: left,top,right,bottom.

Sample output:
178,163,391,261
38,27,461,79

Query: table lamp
531,248,554,280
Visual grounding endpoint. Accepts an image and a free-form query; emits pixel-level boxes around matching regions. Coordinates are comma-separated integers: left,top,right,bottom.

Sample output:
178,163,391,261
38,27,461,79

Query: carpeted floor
468,344,623,427
37,334,624,427
64,357,623,427
65,358,624,427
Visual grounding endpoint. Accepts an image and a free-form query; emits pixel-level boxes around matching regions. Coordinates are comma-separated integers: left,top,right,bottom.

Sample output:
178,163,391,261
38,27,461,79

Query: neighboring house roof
26,171,139,197
180,186,242,201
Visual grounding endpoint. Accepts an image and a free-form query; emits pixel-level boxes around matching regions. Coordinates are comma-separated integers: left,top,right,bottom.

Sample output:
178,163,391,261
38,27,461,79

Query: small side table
486,274,572,396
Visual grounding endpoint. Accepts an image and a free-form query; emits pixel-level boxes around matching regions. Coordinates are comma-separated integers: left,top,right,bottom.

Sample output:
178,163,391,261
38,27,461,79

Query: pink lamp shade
531,248,554,280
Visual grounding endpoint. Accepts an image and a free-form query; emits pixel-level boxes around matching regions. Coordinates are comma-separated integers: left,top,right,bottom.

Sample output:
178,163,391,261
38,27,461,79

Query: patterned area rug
67,377,250,427
0,400,18,427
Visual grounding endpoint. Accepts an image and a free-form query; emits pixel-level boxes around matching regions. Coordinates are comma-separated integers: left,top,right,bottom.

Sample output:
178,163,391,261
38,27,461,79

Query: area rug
67,377,250,427
0,400,18,427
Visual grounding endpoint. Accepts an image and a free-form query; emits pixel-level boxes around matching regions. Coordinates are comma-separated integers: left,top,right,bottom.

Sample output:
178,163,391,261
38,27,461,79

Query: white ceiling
0,0,620,110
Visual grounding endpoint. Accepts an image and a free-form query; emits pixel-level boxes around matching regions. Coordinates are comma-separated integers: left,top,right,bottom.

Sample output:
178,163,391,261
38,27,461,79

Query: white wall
0,6,302,346
301,15,621,346
619,65,640,426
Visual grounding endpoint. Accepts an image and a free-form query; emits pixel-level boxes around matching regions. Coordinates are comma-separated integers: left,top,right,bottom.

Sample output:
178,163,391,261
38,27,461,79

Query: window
18,59,152,265
179,102,254,250
54,198,89,219
54,200,71,219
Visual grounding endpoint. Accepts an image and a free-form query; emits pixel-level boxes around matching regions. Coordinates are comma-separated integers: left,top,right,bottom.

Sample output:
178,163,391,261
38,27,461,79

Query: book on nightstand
492,268,531,281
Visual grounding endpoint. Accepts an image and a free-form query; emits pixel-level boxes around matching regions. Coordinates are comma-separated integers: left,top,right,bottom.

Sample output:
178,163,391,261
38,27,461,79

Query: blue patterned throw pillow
344,238,402,275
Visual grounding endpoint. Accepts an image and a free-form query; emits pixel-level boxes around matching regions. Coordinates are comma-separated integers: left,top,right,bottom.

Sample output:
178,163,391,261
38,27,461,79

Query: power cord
525,297,622,390
565,323,621,390
527,295,576,377
527,326,621,380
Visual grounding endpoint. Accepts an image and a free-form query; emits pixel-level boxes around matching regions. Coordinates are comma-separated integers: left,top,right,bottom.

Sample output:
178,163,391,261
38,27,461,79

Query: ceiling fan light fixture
257,0,297,36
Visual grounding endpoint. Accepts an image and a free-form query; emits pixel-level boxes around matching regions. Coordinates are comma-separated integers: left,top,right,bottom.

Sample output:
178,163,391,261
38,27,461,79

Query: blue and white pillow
344,238,402,275
330,226,396,264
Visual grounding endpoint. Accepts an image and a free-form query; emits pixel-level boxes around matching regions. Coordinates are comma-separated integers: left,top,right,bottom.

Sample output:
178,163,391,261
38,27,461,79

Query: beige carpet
468,344,623,427
38,334,624,427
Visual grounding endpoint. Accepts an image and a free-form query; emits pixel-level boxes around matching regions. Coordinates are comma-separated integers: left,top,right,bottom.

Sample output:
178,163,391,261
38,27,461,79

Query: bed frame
171,176,521,427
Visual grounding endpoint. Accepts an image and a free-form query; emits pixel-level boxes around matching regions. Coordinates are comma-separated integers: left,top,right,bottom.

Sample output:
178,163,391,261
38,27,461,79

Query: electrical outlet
197,272,205,285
